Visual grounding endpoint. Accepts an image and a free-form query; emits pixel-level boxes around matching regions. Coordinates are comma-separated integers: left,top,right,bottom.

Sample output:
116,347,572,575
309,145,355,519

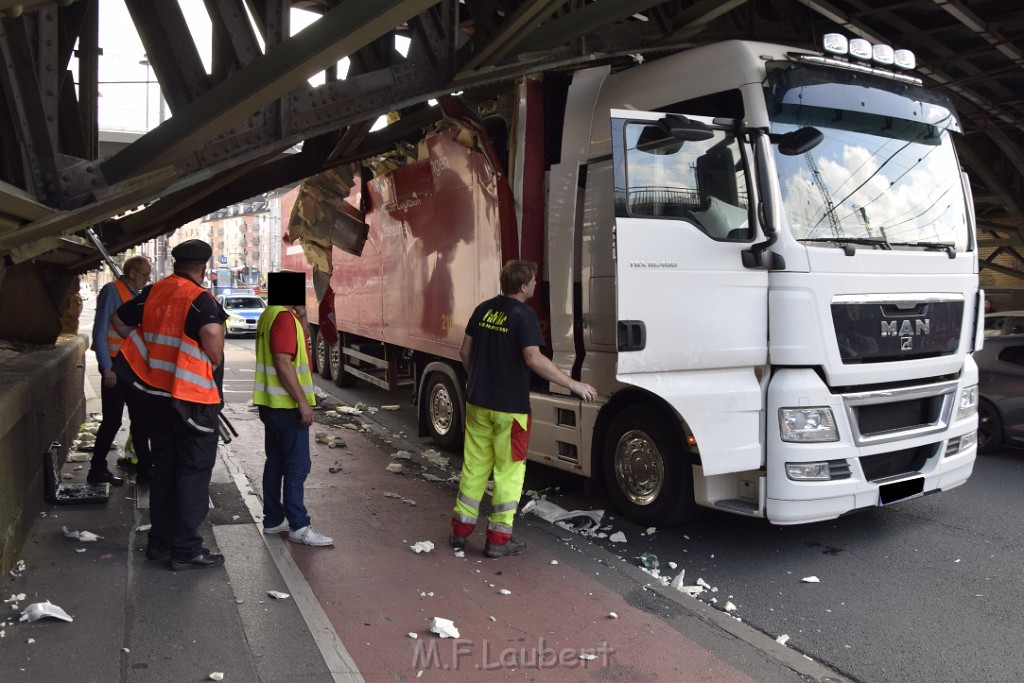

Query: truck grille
855,396,945,437
859,444,935,482
831,298,963,364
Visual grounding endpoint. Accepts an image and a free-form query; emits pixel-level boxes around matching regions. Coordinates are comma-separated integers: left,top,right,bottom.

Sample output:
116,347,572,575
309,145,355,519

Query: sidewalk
0,338,848,682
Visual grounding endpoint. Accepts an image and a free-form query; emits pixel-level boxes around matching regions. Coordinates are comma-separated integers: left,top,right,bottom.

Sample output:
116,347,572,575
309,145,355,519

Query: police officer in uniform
112,240,227,571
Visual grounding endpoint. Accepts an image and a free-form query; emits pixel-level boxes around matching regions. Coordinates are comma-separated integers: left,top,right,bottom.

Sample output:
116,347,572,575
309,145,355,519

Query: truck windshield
765,63,970,252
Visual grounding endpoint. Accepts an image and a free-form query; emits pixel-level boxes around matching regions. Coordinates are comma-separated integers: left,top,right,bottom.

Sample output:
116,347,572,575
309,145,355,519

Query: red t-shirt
269,310,307,359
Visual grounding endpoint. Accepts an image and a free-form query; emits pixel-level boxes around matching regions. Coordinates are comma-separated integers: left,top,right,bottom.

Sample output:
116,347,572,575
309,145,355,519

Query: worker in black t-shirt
450,260,596,558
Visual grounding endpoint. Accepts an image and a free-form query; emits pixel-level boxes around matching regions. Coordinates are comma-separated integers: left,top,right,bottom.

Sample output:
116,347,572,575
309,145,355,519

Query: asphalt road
223,336,1024,683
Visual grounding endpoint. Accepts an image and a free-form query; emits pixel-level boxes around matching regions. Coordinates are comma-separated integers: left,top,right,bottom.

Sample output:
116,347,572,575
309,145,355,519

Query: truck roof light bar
819,33,916,72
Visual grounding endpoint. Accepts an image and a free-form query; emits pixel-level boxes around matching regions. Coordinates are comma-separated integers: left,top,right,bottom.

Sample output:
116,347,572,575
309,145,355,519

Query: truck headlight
779,407,838,442
956,385,978,420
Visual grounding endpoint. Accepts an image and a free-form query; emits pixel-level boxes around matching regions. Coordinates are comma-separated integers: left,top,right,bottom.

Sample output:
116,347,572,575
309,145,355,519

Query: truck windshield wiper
887,240,957,258
797,236,890,256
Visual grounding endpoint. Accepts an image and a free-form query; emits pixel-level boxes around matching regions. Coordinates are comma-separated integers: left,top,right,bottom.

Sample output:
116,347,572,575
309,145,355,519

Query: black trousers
92,372,152,474
144,394,219,560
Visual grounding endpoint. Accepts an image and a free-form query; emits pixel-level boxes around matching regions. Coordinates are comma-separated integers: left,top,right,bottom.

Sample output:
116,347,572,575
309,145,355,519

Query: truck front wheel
425,372,463,452
602,404,698,526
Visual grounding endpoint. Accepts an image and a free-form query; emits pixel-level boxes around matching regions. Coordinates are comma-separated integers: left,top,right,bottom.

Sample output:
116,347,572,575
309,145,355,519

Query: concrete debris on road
62,526,102,542
429,617,460,639
410,541,434,554
267,591,290,600
801,576,820,583
386,463,404,474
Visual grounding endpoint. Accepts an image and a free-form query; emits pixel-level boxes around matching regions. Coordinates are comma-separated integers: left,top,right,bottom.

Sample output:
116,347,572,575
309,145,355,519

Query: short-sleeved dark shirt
115,276,226,340
114,275,227,392
465,295,545,414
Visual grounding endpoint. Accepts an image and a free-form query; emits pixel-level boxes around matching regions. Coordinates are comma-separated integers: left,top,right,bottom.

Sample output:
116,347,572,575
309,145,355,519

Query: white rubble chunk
337,406,363,415
776,634,790,646
580,653,598,661
697,578,712,589
386,463,404,474
725,601,737,612
429,617,460,638
609,532,627,543
209,673,225,681
410,541,435,554
383,492,403,499
421,473,444,482
19,601,73,623
391,450,413,461
267,591,290,600
402,499,417,506
801,576,820,583
670,570,686,591
550,560,558,565
644,527,657,535
608,612,618,619
381,405,400,411
136,524,152,532
61,526,102,542
408,632,418,639
498,588,511,595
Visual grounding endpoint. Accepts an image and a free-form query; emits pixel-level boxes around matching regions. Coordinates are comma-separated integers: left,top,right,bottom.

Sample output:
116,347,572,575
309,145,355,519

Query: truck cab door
610,111,768,472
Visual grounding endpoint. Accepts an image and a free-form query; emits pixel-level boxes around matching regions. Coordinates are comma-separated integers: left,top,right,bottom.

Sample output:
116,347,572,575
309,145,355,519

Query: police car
216,290,266,337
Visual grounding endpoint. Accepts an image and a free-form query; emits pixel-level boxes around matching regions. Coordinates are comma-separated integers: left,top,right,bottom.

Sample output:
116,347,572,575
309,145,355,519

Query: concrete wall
0,335,87,573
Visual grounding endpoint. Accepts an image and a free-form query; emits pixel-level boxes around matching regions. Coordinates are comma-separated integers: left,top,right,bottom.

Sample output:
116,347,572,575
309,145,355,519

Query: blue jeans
258,406,311,530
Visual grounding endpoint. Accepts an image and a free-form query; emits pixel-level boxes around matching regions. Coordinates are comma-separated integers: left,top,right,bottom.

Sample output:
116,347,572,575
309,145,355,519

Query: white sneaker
263,520,289,534
288,525,333,546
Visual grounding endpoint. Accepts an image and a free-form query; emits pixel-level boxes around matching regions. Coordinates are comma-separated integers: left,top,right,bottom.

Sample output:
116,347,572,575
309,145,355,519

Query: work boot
449,534,467,550
484,537,527,558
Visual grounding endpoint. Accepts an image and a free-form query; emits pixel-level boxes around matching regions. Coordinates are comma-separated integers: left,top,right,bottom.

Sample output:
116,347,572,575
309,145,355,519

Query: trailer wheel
330,335,357,388
309,327,320,373
315,330,332,380
602,404,697,526
425,372,463,452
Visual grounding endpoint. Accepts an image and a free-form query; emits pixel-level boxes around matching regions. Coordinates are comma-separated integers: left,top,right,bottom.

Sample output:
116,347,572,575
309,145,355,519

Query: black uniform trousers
92,372,152,475
144,393,219,561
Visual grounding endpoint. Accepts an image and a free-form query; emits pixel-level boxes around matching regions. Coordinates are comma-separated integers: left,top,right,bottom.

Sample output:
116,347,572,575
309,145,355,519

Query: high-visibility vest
119,275,221,405
253,306,316,409
106,279,134,358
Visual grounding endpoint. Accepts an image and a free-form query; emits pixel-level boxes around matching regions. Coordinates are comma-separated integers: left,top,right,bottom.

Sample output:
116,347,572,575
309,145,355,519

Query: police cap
171,239,212,263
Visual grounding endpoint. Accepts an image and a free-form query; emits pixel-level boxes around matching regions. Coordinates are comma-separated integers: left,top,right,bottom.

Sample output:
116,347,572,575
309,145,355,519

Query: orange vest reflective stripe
119,275,220,405
106,279,134,358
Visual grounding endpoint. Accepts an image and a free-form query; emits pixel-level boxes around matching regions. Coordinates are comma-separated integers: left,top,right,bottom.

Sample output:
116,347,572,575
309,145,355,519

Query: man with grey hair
89,255,152,487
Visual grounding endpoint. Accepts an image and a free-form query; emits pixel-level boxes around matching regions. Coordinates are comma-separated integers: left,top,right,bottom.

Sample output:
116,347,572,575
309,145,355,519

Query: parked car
983,310,1024,337
975,335,1024,453
216,293,266,337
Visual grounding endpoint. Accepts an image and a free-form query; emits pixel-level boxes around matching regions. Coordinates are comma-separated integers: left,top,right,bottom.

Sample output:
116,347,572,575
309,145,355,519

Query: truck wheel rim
614,429,663,505
429,383,454,436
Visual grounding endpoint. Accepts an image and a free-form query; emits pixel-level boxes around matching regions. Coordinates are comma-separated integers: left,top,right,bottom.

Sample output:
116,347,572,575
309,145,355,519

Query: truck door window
623,122,751,240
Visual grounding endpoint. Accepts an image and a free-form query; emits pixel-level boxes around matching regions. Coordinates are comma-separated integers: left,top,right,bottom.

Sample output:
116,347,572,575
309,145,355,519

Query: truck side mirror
658,114,715,142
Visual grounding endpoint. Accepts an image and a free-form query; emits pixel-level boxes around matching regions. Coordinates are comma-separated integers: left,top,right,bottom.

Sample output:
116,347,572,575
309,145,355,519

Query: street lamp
139,56,151,130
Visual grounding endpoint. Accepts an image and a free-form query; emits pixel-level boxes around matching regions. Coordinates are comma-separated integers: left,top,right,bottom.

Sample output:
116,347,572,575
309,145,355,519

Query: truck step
714,498,760,515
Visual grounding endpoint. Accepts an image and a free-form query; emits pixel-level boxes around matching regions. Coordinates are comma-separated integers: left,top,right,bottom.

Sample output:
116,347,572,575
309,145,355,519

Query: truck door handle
617,320,646,351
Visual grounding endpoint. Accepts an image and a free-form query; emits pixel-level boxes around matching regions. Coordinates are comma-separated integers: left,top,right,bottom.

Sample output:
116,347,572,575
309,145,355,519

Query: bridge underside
2,0,1024,342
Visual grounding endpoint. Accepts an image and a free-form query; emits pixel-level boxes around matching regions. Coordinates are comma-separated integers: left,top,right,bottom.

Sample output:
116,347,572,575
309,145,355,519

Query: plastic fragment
19,601,73,623
429,617,460,639
410,541,435,554
267,591,290,600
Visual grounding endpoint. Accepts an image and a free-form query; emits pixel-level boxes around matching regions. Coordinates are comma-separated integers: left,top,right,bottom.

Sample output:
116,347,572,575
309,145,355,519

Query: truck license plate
878,477,924,505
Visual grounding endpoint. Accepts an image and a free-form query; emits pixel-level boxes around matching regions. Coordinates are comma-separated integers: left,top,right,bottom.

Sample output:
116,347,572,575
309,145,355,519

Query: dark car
216,293,266,337
975,335,1024,453
983,310,1024,337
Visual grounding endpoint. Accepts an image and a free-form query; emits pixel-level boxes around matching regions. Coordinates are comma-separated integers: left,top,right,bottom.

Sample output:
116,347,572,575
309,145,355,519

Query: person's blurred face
127,263,152,290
